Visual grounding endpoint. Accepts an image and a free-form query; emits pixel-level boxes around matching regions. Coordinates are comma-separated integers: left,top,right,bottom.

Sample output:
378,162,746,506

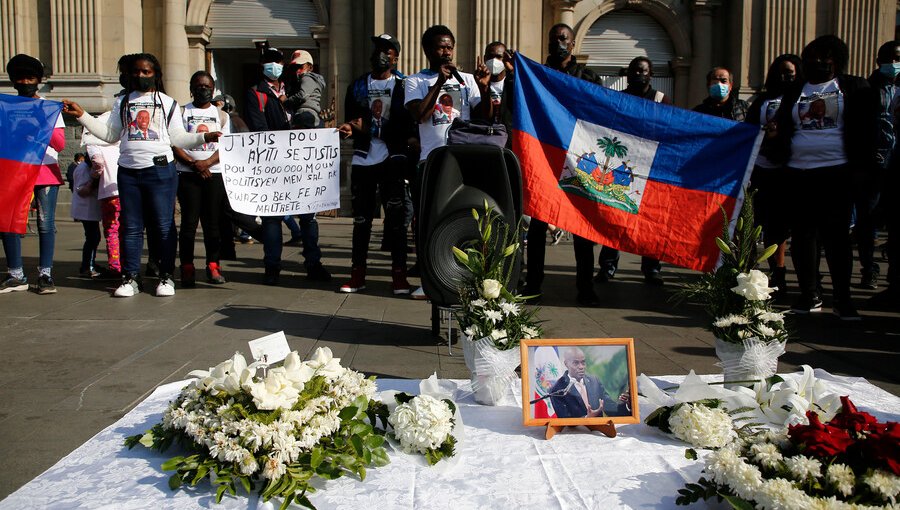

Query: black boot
772,267,787,298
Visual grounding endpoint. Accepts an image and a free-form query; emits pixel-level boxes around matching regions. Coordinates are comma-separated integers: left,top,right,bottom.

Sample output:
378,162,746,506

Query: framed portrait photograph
520,338,640,427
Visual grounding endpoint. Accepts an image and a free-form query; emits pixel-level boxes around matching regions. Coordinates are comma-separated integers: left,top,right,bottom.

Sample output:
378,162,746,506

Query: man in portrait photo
129,109,159,140
548,347,630,418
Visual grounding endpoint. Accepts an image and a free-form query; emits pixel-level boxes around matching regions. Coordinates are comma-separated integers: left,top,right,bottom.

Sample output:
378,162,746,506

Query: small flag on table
0,94,63,234
511,54,762,272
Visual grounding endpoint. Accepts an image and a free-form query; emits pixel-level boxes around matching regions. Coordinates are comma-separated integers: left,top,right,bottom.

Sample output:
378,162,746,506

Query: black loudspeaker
417,145,523,307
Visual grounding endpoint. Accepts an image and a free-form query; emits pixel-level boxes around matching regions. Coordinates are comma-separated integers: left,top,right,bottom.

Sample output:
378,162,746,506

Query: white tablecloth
3,371,899,510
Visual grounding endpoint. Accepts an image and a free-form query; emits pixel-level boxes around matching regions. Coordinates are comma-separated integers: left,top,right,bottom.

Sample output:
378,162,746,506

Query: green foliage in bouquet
675,191,787,345
452,202,542,350
124,349,391,510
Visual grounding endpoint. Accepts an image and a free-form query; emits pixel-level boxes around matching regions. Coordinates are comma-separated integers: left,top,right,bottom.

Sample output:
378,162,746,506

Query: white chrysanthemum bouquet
453,203,542,351
388,393,457,465
677,191,787,346
125,348,391,509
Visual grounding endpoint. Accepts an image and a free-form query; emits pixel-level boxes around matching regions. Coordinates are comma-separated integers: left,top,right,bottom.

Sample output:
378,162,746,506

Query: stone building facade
2,0,897,113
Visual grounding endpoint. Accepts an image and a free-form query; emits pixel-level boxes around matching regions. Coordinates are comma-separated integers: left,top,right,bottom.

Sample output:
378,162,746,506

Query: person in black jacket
769,35,879,320
693,67,749,121
245,47,330,285
337,34,416,295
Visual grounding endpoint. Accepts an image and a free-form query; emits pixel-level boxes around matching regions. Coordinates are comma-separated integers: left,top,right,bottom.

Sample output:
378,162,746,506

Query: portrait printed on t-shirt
187,115,217,151
798,92,840,130
127,104,163,141
431,83,463,126
368,88,391,139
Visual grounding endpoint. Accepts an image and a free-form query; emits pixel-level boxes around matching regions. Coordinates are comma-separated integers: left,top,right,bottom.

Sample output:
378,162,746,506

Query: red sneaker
180,263,196,288
207,262,226,284
339,266,366,293
391,267,411,295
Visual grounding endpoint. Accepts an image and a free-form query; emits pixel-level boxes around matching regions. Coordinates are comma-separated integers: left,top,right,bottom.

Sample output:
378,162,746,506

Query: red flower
828,396,881,434
860,422,900,475
789,411,855,458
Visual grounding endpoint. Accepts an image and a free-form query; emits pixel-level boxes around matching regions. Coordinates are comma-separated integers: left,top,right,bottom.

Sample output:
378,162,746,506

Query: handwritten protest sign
220,128,340,216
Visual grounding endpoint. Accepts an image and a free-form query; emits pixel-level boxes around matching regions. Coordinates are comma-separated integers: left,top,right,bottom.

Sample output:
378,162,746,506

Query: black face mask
132,76,155,92
549,42,570,61
371,52,392,72
14,83,39,97
627,75,651,88
779,73,795,85
192,87,214,104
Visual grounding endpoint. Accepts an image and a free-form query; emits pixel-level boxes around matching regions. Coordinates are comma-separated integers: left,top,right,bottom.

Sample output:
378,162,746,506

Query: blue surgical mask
262,62,283,81
709,83,730,100
880,62,900,79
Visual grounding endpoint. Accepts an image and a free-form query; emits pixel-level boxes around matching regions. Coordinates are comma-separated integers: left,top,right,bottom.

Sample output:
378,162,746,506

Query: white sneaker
410,286,428,300
156,277,176,297
114,278,140,298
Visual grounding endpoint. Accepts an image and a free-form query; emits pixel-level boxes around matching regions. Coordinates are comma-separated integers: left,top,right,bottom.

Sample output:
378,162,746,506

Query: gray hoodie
285,71,326,128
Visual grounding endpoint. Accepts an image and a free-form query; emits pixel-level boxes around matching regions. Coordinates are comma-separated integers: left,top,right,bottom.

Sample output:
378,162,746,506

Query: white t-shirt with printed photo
789,79,846,169
352,75,397,167
489,78,505,125
176,103,231,174
41,96,66,167
404,69,482,161
112,91,182,168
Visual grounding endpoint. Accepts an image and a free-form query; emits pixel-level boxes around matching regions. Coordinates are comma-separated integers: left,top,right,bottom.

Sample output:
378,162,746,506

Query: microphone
529,378,575,404
450,68,465,85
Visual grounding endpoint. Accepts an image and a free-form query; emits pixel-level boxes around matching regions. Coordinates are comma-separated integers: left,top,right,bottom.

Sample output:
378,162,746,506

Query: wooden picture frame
520,338,640,429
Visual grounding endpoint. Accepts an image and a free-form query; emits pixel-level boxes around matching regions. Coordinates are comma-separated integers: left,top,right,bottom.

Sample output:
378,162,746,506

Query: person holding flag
521,23,604,307
0,54,65,295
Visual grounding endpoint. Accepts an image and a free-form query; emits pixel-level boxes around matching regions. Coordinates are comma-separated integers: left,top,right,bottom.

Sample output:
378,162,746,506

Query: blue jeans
117,162,178,277
1,185,59,271
261,213,320,269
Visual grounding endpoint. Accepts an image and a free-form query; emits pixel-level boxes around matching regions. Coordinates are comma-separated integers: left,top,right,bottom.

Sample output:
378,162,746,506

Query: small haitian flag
0,94,63,234
511,54,762,272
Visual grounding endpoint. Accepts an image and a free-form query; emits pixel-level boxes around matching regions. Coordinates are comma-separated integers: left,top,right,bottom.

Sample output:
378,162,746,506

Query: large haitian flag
512,54,762,272
0,94,63,234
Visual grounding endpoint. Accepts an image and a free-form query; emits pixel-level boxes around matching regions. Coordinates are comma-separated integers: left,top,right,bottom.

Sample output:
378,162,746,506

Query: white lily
188,352,256,396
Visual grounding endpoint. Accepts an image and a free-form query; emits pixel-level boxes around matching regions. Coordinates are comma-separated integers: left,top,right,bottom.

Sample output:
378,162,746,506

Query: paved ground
1,214,898,499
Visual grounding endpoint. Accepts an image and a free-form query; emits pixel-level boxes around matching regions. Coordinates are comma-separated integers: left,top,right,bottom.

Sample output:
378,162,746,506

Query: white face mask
488,58,505,76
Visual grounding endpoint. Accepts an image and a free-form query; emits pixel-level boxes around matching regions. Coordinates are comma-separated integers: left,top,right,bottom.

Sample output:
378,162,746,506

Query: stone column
688,0,719,107
550,0,580,27
185,25,211,79
162,0,190,104
671,57,691,108
330,0,352,123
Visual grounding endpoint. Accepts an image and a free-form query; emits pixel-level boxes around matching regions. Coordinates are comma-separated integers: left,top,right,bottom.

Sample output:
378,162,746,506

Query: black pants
884,168,900,287
526,218,595,296
750,165,790,249
787,165,853,304
80,220,101,272
851,170,881,278
177,172,228,265
350,157,408,268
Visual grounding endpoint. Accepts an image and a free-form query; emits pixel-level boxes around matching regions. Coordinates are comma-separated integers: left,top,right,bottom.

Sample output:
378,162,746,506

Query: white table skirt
3,371,899,510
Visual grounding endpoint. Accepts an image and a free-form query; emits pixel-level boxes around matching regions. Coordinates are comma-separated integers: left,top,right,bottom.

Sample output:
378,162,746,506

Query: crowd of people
1,25,898,322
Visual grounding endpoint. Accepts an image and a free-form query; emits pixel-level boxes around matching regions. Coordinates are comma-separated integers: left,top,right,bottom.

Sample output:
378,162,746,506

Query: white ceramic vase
462,335,520,406
714,337,786,388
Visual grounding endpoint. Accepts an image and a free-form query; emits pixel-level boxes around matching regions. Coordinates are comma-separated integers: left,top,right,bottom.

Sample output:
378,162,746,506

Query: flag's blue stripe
512,54,760,198
0,94,63,166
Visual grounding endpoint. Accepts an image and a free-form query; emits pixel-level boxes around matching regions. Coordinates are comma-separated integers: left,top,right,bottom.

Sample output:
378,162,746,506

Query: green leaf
394,392,415,405
239,475,252,494
338,406,358,421
370,447,390,467
310,447,324,468
685,448,698,460
168,473,183,491
215,483,227,504
350,435,364,456
161,457,185,472
721,494,755,510
364,435,385,448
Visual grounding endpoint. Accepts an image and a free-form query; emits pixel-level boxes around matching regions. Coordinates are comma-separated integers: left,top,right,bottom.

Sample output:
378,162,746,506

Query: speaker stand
431,304,459,356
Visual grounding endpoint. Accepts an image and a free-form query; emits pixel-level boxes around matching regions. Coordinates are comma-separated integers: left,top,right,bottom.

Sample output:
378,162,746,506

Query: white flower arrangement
126,347,392,509
668,402,737,449
387,393,457,465
453,204,542,351
677,192,788,347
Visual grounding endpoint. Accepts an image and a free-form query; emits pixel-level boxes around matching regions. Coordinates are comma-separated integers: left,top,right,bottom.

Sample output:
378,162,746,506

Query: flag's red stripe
514,130,731,272
0,158,41,234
